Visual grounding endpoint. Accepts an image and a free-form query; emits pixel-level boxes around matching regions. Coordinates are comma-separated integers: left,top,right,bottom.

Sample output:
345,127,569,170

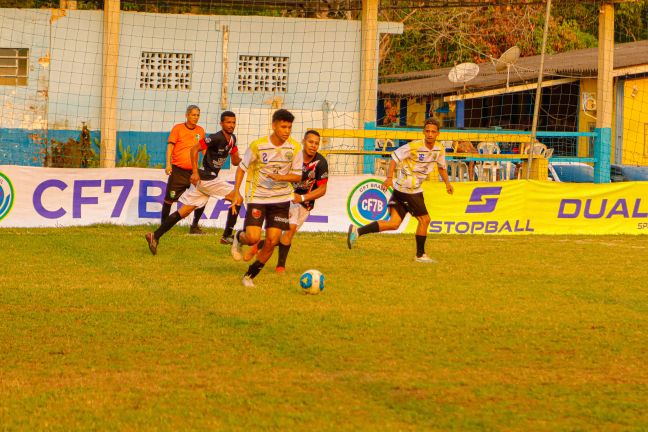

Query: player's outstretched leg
145,232,158,255
189,207,206,234
221,205,240,244
347,224,358,249
243,239,264,262
145,210,186,255
242,260,265,288
231,230,243,261
276,242,290,273
413,215,436,263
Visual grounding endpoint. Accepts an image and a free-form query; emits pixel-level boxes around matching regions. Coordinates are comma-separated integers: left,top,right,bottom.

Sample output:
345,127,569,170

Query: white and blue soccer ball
300,269,324,295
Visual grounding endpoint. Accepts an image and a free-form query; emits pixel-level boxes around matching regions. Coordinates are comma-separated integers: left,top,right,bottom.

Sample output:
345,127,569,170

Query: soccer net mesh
1,0,647,181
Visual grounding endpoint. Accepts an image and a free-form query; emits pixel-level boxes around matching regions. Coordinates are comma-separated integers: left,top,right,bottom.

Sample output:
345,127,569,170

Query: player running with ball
243,130,329,273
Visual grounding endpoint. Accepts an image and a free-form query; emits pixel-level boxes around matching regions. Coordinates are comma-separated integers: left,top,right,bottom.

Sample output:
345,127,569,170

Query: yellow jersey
391,140,446,194
240,135,303,204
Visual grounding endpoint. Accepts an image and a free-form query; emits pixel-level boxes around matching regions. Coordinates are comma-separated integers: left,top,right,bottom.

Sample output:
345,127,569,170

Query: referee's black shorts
164,165,192,202
388,189,429,219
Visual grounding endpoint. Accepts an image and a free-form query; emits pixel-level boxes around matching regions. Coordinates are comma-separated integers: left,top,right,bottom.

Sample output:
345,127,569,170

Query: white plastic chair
476,142,501,181
447,160,469,182
523,141,548,158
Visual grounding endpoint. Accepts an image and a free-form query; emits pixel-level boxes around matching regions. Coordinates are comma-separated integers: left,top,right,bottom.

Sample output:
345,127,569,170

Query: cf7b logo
466,187,502,214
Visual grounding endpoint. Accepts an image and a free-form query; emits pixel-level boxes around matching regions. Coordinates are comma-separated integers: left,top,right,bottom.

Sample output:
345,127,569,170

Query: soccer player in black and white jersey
243,130,329,273
145,111,241,255
347,117,453,263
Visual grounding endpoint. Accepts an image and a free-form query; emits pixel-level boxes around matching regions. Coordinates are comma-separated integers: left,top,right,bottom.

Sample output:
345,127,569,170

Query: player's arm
189,140,203,186
230,146,242,166
165,126,178,175
229,146,253,213
438,166,453,195
382,159,397,190
436,150,453,195
297,182,327,204
269,147,303,182
268,172,301,182
165,142,174,175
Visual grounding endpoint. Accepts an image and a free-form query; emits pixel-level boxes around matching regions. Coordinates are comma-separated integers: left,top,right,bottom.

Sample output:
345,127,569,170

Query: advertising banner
0,165,366,231
405,180,648,235
2,165,648,234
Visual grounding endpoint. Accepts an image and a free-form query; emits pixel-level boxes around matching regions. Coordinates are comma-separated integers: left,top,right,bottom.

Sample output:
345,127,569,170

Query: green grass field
1,226,647,430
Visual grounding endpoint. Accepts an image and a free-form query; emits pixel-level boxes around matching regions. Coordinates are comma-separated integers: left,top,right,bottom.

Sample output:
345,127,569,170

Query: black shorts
389,189,429,219
164,165,192,202
245,202,290,230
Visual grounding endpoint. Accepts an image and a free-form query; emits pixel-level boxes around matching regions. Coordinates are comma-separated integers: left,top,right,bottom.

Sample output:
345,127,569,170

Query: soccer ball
299,269,324,295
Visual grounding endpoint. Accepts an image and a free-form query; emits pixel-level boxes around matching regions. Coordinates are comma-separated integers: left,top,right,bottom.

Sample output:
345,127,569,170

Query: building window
237,55,288,93
139,51,192,90
0,48,29,86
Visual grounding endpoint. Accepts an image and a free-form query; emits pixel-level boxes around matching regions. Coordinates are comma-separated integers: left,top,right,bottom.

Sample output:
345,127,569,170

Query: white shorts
179,177,231,208
288,201,310,229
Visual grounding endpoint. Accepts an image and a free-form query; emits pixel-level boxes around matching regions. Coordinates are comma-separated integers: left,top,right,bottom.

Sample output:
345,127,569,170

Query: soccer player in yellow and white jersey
347,117,454,263
229,109,303,287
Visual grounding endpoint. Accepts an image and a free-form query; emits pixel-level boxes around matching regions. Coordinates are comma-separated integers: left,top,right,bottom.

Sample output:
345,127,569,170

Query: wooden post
220,25,229,111
100,0,120,168
594,2,614,183
360,0,378,173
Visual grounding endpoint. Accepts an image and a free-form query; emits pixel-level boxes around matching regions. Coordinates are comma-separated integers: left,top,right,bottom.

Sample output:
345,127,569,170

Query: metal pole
528,0,552,179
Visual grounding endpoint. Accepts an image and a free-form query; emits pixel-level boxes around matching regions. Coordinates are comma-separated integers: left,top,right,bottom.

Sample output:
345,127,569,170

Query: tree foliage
379,1,648,76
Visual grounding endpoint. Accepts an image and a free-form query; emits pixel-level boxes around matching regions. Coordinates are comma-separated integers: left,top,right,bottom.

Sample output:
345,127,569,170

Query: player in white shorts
145,111,241,255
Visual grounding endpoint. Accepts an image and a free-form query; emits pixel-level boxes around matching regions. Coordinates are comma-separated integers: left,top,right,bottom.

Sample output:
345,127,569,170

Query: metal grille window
139,51,192,90
237,55,288,93
0,48,29,86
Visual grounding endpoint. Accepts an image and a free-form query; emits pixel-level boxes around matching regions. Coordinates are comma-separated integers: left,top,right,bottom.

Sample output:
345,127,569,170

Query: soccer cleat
275,266,286,274
243,242,259,262
220,235,234,245
414,254,437,264
145,232,158,256
347,224,358,249
231,231,243,261
189,225,206,235
241,275,255,287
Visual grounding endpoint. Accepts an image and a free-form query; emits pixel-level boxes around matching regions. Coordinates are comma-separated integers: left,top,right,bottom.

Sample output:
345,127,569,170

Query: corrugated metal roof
379,40,648,97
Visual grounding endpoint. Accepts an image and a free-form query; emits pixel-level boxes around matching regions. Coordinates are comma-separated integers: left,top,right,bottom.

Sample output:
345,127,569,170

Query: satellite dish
495,46,521,72
494,46,521,90
448,62,480,84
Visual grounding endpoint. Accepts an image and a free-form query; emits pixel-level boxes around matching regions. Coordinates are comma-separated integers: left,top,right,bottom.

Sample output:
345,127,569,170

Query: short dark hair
221,111,236,121
304,130,320,139
272,109,295,123
424,117,441,130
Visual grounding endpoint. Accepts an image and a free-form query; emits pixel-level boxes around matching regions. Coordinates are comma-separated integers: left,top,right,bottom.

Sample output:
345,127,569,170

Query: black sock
223,205,240,238
191,206,205,227
277,243,291,268
245,260,265,279
358,221,380,236
161,202,172,224
415,235,426,257
154,212,182,240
